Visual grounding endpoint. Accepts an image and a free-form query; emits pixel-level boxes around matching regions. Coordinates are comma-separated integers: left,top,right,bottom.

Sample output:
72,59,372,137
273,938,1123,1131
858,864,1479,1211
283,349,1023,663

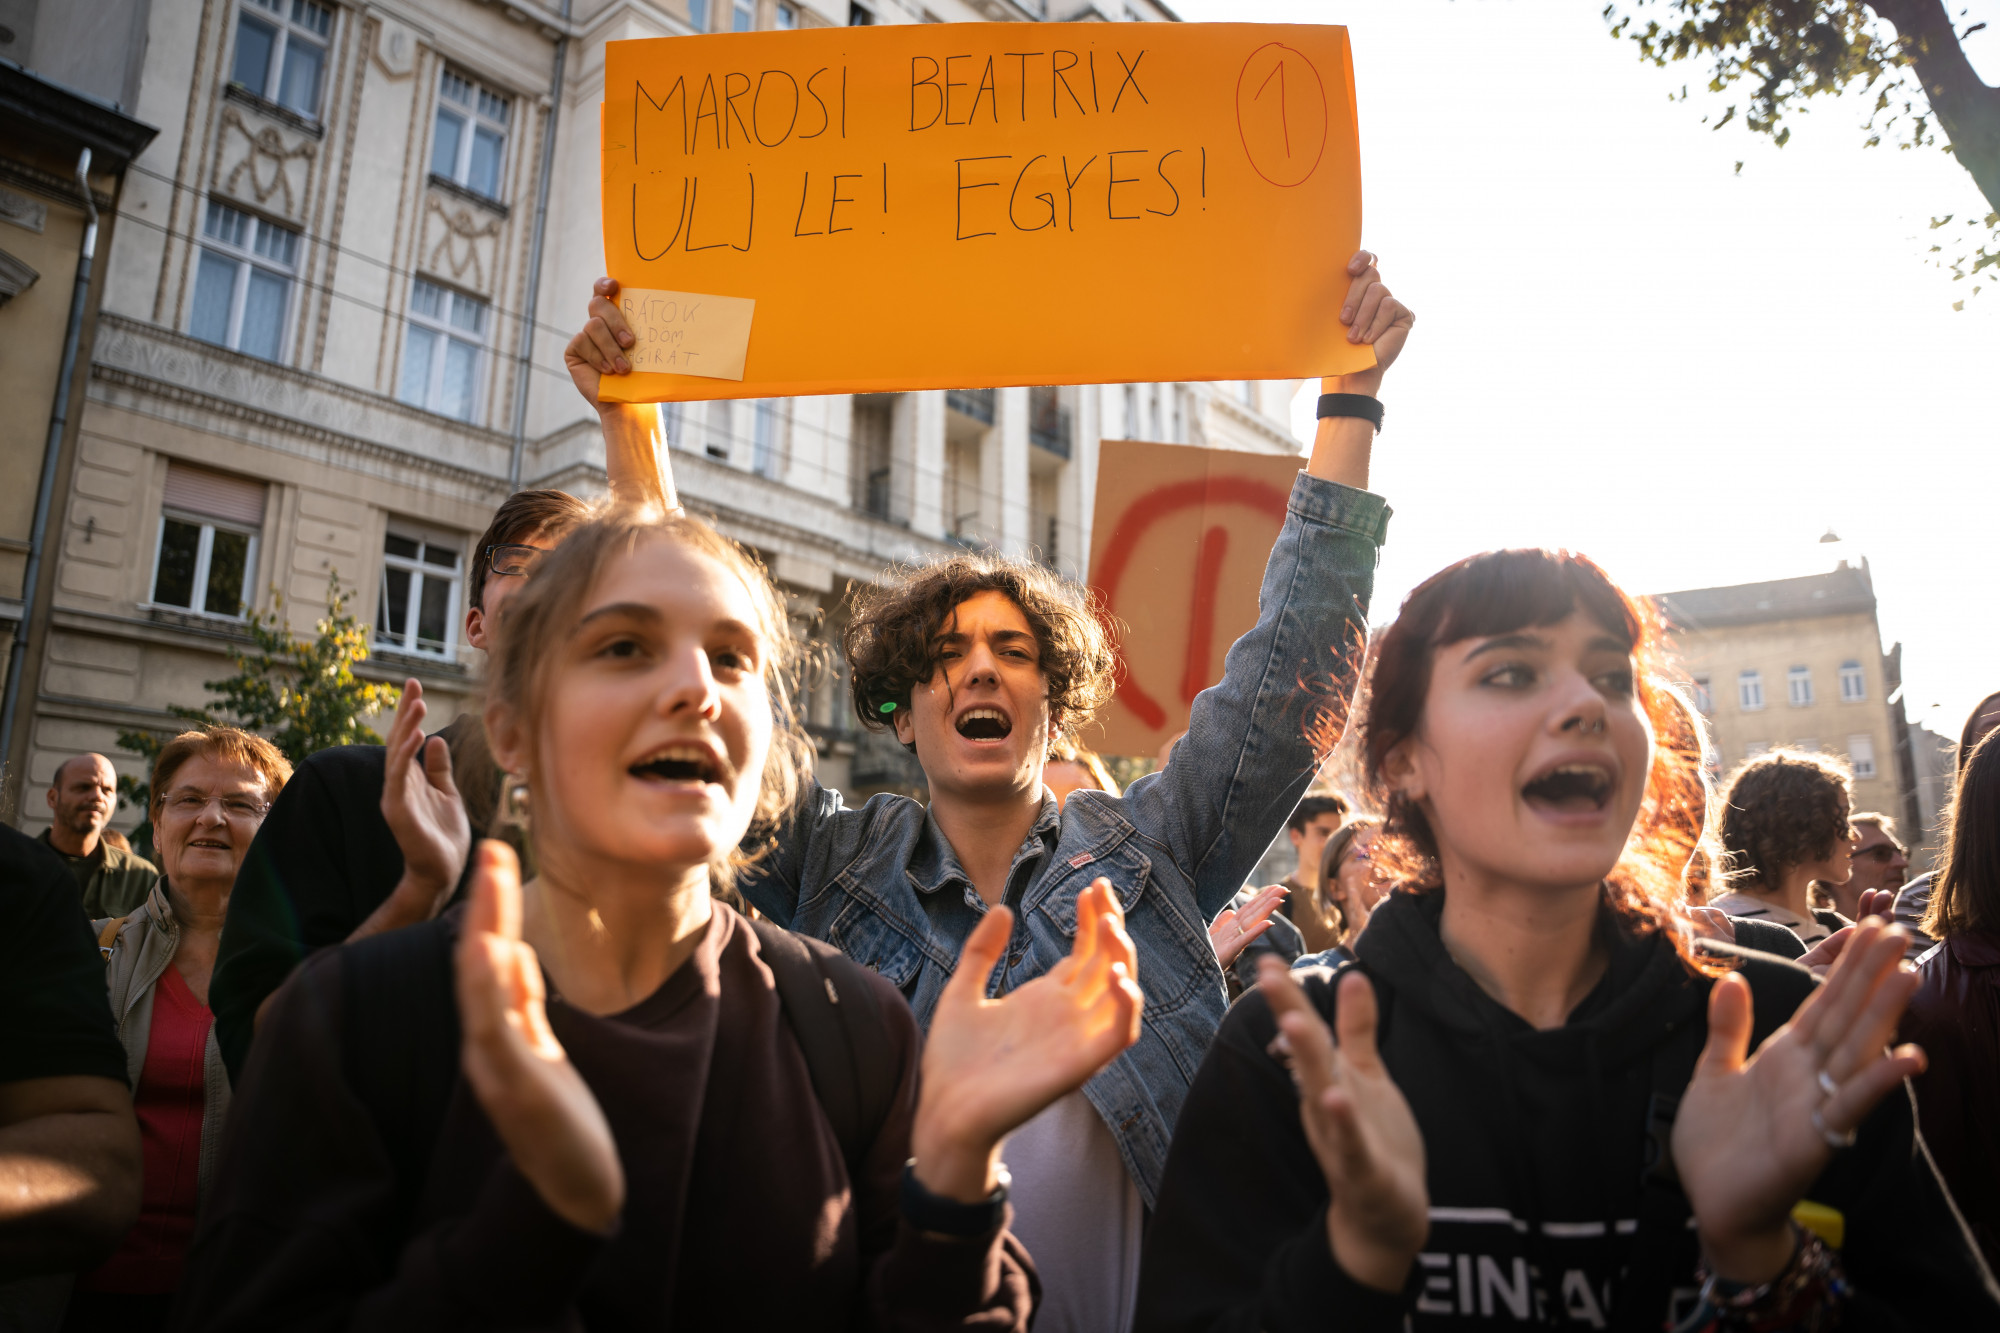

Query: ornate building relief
420,193,503,294
213,106,319,222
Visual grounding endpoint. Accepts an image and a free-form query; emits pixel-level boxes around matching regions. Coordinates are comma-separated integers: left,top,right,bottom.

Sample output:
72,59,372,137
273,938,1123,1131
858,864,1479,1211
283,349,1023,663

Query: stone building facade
1653,562,1926,855
4,0,1314,836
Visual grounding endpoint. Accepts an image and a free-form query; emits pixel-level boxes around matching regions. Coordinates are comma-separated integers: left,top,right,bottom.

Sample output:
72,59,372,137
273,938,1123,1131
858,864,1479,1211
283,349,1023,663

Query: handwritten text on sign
1085,439,1304,758
600,23,1368,403
618,288,756,380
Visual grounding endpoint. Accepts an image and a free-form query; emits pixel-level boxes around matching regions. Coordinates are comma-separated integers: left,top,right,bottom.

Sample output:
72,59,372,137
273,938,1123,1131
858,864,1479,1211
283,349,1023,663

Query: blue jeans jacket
741,472,1389,1205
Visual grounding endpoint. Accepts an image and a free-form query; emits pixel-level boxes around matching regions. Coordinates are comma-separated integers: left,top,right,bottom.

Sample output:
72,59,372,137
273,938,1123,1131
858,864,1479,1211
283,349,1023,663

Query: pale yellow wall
0,185,88,601
1673,610,1904,821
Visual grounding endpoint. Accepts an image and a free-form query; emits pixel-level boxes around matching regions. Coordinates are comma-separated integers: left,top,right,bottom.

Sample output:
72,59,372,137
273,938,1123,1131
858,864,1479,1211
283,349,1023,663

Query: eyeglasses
161,789,269,822
1853,844,1905,864
485,543,547,578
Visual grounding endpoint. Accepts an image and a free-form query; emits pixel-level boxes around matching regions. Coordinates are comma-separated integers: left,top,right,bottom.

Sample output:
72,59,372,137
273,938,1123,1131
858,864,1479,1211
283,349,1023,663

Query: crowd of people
2,252,1997,1332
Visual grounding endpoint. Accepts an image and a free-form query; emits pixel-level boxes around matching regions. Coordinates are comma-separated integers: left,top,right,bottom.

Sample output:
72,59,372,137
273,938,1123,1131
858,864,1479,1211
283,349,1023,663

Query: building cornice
0,58,160,165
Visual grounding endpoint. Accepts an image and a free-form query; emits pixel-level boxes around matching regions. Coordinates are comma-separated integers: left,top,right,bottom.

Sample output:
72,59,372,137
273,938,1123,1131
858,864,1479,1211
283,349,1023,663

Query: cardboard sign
617,288,756,379
1085,439,1304,758
600,23,1369,403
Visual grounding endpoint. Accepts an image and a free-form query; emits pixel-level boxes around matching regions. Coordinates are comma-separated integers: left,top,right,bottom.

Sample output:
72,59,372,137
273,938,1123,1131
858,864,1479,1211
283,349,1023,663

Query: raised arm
564,277,681,514
0,1076,141,1280
1122,251,1412,919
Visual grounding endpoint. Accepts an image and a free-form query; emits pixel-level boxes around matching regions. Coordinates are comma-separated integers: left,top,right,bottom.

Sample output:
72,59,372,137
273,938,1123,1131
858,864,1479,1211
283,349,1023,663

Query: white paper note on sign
617,289,755,381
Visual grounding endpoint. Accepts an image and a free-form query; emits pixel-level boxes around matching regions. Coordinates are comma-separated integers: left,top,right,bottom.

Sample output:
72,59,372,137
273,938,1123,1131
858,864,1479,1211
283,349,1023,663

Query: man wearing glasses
1835,813,1910,920
209,490,589,1080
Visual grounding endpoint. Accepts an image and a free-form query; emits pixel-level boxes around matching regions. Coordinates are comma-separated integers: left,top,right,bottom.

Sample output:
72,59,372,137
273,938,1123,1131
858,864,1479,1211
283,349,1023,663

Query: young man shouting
565,250,1412,1330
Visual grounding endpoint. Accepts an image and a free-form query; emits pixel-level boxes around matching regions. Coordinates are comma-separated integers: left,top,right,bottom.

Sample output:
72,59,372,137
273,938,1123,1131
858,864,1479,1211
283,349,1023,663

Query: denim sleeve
736,776,850,929
1120,473,1389,922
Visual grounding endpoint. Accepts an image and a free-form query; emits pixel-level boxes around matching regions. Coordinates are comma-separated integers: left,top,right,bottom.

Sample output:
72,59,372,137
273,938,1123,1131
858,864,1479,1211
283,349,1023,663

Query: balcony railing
946,387,994,424
1029,386,1071,459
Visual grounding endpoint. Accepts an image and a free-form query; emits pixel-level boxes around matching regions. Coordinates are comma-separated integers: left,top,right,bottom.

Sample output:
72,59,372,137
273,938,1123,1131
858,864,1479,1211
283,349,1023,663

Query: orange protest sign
1083,439,1305,758
600,23,1369,403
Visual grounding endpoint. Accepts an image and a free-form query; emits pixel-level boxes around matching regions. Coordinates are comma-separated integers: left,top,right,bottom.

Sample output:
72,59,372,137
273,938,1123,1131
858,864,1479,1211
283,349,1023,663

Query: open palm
455,842,623,1235
915,878,1143,1164
1673,920,1923,1273
380,679,471,909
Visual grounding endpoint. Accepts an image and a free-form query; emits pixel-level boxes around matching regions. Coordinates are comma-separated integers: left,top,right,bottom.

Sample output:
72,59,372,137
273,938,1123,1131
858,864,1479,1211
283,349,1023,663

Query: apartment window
191,200,298,361
432,69,511,201
1738,669,1764,711
707,400,733,461
1122,385,1138,439
230,0,333,119
774,2,796,26
1238,380,1255,407
751,401,785,477
1787,665,1814,707
377,526,463,658
151,464,265,619
849,0,875,23
733,0,754,29
1847,734,1877,780
1691,674,1713,715
686,0,708,31
399,278,489,421
850,395,893,518
1839,659,1866,702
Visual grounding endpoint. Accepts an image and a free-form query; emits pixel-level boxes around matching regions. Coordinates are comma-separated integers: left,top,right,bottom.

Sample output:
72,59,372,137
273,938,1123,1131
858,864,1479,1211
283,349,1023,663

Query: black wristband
899,1160,1010,1238
1316,393,1384,431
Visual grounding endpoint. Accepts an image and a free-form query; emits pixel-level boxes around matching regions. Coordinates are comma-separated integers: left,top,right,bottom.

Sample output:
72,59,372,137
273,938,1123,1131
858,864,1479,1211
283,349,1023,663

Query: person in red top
67,728,290,1333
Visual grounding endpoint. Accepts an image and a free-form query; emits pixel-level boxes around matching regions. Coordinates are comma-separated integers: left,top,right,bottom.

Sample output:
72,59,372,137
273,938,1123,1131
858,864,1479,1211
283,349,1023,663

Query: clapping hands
1673,917,1925,1283
379,679,472,923
911,878,1144,1202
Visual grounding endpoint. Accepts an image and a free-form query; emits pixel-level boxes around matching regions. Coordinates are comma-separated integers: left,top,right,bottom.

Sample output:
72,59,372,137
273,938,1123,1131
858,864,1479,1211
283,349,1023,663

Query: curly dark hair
843,551,1115,745
1716,749,1854,892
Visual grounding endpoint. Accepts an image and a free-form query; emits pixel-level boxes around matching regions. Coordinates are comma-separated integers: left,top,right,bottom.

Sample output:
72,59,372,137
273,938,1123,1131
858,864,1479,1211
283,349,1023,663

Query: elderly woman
65,726,289,1333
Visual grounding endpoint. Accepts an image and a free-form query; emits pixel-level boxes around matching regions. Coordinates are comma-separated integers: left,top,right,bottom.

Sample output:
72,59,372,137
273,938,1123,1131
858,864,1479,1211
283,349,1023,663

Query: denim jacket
741,472,1389,1205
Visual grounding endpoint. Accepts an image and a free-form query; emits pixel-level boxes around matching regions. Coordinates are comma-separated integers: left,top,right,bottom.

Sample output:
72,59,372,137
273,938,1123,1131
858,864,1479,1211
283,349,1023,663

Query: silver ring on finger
1816,1069,1840,1100
1810,1105,1857,1150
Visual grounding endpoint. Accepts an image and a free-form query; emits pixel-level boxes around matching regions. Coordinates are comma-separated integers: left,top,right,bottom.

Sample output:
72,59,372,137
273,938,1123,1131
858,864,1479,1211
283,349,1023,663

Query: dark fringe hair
1352,548,1715,973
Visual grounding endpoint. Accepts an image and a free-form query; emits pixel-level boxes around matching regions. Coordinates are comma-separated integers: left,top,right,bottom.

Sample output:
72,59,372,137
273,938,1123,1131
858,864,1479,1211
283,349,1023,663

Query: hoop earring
500,777,531,831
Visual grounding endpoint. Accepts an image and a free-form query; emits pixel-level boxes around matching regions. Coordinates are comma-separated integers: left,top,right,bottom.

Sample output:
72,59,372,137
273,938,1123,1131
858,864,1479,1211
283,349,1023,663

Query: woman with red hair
1134,549,1998,1330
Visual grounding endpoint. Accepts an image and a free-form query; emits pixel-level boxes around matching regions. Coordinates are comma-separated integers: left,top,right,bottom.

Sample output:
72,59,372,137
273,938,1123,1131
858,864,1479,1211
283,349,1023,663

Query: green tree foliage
1607,0,2000,300
115,573,399,858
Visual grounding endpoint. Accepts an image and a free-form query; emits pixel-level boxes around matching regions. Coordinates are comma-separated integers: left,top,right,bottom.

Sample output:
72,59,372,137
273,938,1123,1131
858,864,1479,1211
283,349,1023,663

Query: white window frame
773,2,796,27
1691,674,1713,715
192,200,298,360
1787,665,1814,708
398,277,490,422
1847,734,1878,780
751,400,787,478
230,0,334,119
1839,660,1866,702
431,67,512,201
1738,669,1764,711
374,525,465,660
732,0,755,29
148,511,261,620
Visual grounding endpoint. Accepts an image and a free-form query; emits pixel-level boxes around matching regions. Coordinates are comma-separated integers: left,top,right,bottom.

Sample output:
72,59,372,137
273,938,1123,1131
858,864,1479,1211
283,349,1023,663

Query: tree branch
1872,0,2000,213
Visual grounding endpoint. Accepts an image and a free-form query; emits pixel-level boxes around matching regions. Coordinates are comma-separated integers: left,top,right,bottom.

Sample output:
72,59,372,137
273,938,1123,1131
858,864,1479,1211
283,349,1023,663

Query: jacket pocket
1031,837,1152,936
827,899,926,994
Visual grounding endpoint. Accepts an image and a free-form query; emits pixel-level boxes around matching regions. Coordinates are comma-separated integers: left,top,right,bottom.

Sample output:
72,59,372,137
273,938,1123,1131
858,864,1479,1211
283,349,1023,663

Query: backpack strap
750,917,900,1178
96,915,128,960
340,917,461,1228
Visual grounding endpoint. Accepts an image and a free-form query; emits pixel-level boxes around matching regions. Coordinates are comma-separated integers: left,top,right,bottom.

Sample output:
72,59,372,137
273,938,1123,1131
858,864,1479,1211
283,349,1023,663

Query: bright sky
1176,0,2000,739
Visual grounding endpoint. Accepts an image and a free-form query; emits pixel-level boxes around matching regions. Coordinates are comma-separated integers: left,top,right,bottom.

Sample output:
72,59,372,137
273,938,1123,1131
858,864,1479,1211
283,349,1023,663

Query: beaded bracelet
1682,1228,1850,1333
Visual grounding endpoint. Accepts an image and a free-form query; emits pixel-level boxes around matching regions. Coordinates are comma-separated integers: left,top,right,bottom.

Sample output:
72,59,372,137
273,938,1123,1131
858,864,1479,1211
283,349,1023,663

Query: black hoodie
1133,890,2000,1331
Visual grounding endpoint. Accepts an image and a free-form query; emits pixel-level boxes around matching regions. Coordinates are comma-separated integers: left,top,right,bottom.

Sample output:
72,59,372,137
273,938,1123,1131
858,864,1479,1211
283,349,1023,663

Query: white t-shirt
1001,1090,1145,1333
1708,891,1834,946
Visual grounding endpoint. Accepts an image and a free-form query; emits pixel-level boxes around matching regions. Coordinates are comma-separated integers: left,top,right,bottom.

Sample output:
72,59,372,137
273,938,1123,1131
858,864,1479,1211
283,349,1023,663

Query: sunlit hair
485,504,812,895
1922,729,1999,940
149,726,292,820
1716,748,1853,892
1353,548,1712,970
1313,814,1385,945
1049,737,1120,796
844,551,1115,748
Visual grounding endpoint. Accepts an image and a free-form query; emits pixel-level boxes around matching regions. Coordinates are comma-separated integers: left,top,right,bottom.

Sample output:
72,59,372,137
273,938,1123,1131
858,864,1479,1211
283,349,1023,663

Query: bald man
41,754,156,918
